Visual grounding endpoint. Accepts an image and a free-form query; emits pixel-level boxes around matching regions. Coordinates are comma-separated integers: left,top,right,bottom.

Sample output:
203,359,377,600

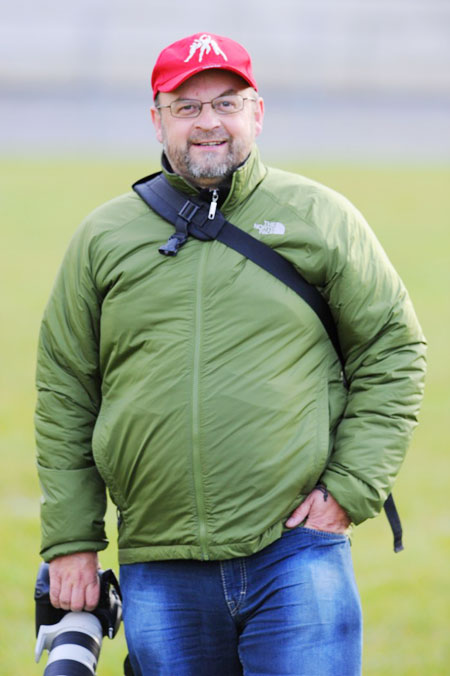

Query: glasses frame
155,94,257,119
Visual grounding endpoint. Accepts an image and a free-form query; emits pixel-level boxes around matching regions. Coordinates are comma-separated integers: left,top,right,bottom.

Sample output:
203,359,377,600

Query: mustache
188,132,231,145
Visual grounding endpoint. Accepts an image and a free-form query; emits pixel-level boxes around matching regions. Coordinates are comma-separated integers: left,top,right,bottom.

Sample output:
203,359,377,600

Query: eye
214,96,240,113
173,101,200,117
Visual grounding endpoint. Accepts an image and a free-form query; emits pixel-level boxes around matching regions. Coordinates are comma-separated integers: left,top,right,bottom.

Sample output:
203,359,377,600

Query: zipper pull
208,189,219,220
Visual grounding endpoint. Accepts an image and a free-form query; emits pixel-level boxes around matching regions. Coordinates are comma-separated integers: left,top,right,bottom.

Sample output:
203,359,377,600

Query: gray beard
163,138,247,181
182,151,234,179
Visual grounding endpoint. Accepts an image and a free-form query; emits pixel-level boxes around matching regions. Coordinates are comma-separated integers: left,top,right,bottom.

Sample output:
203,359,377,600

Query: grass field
1,158,449,675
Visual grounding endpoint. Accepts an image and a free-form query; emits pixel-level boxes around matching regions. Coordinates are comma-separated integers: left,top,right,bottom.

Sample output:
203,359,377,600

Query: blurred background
1,0,449,161
1,1,449,674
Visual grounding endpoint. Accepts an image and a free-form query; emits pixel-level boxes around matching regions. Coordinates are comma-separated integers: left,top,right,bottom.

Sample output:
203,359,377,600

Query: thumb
285,494,313,528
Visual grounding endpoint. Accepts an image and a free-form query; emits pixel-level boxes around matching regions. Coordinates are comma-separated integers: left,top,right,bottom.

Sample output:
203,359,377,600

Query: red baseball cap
151,33,258,99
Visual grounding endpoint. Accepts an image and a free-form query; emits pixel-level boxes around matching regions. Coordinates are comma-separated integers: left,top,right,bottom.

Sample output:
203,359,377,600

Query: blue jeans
120,528,362,675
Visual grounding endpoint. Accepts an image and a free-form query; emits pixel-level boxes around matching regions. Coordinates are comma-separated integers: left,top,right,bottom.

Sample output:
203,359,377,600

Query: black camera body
34,562,122,675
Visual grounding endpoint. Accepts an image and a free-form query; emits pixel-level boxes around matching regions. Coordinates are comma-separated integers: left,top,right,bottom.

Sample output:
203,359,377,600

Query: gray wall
2,0,449,94
2,1,449,160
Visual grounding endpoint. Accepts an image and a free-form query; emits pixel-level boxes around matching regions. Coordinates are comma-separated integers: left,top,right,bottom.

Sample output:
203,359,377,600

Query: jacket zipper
191,245,210,559
208,189,219,220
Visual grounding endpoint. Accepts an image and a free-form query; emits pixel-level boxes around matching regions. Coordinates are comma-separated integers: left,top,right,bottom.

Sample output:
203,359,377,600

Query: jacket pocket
91,402,110,473
313,375,330,477
91,402,127,513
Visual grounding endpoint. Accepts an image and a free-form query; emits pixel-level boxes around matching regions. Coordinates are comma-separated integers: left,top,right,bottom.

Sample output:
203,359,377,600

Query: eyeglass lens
171,95,245,118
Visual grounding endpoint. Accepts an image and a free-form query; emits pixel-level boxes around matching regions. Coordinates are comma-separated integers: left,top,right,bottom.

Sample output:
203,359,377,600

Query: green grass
1,158,449,674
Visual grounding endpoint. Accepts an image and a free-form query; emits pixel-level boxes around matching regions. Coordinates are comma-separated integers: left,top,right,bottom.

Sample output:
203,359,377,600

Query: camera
34,562,122,675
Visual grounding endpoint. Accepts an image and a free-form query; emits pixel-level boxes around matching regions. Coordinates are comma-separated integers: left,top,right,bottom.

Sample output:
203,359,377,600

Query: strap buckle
178,201,200,224
159,232,189,256
159,200,203,256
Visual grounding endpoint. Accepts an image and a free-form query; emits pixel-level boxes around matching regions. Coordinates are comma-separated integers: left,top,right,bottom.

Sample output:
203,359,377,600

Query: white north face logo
253,220,286,235
184,34,228,63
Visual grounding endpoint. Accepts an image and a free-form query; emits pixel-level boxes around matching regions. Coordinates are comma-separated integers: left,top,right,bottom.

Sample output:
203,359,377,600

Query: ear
151,107,164,144
254,96,264,138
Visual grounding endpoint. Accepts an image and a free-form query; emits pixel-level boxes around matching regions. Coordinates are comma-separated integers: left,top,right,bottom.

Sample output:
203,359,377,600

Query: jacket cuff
41,540,108,563
319,467,387,525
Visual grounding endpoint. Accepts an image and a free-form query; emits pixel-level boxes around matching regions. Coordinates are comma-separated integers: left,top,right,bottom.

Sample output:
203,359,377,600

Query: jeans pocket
300,526,349,541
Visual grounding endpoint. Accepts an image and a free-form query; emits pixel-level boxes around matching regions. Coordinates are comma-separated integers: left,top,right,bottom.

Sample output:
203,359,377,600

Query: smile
191,141,227,147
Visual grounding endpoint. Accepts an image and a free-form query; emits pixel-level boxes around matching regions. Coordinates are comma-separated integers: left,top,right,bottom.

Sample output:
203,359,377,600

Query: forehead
161,70,251,101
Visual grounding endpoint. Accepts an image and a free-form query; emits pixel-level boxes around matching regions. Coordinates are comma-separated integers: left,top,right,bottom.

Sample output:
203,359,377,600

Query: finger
49,573,62,609
84,578,101,612
285,495,312,528
304,497,350,532
304,516,348,533
70,582,88,613
59,578,74,611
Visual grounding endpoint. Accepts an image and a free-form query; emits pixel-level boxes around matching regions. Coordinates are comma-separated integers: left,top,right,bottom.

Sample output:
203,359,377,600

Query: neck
190,176,225,189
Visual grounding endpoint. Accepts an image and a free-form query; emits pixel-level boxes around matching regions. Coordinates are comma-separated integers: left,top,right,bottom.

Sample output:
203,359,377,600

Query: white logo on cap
184,34,228,63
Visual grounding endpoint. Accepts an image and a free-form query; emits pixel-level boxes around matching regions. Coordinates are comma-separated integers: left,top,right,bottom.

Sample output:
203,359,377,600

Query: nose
193,102,221,129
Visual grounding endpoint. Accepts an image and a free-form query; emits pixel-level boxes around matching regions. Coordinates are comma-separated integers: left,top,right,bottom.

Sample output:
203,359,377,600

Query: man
36,33,426,675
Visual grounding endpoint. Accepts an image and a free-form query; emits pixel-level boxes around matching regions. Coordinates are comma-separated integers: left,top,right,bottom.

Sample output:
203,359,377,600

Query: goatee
163,135,248,181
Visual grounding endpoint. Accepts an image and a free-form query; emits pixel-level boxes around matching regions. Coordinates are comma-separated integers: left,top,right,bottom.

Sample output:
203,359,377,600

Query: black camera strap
132,171,403,553
133,172,345,368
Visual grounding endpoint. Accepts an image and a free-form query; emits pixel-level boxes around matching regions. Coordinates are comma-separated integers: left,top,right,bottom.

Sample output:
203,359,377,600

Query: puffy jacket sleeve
35,221,108,561
319,203,427,525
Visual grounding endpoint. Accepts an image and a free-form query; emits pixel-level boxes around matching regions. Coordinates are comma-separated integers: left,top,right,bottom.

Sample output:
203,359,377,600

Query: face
151,70,264,188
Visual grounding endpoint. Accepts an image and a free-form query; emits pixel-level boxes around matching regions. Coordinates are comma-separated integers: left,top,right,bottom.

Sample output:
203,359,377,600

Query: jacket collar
161,145,267,215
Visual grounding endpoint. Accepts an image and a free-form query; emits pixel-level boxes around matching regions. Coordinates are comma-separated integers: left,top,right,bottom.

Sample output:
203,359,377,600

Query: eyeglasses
156,94,257,118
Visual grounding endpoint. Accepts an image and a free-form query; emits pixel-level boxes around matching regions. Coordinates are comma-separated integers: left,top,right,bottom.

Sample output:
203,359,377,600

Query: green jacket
36,148,426,564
